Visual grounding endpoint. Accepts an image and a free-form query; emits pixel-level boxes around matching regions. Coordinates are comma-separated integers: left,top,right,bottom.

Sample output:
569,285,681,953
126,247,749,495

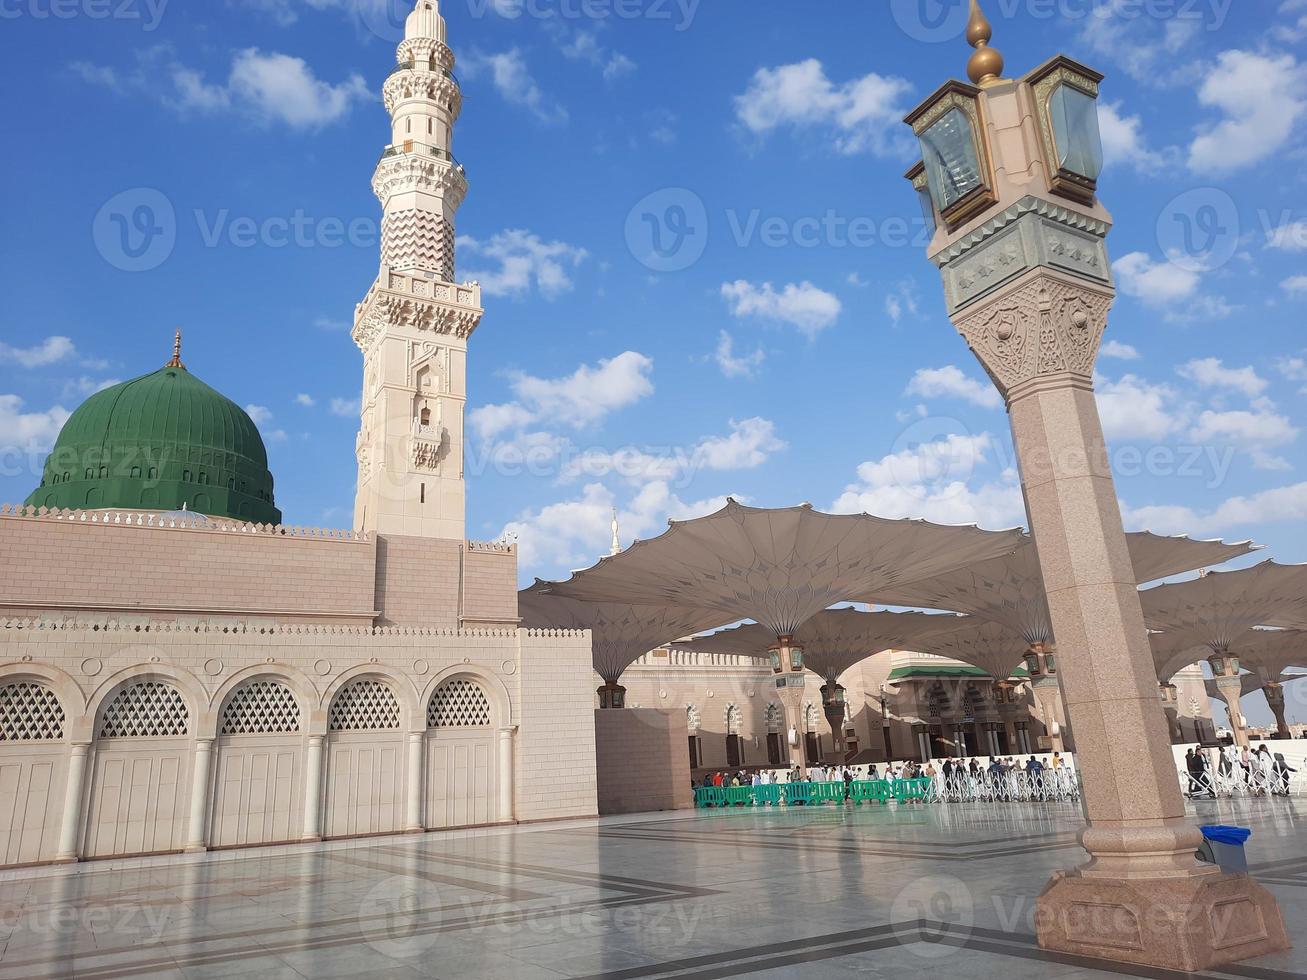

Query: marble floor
0,797,1304,979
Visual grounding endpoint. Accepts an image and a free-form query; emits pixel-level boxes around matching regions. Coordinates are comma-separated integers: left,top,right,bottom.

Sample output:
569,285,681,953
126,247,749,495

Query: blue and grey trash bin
1197,825,1252,873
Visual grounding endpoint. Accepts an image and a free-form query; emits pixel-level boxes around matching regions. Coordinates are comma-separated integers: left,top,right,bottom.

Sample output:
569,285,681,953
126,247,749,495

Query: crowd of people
694,753,1081,805
1184,744,1299,798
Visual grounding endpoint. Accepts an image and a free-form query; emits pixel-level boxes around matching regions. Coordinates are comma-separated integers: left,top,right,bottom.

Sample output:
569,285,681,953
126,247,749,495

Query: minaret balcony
378,141,464,176
388,60,459,87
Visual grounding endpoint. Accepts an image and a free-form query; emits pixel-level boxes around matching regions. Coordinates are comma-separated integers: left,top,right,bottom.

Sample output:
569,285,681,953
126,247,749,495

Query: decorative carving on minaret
351,0,483,539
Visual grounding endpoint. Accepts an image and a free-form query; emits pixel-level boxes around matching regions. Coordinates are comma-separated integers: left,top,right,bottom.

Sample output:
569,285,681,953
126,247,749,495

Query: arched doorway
803,704,822,764
686,705,702,769
0,681,68,865
425,677,497,829
725,704,744,767
86,680,192,858
210,679,304,848
324,678,405,838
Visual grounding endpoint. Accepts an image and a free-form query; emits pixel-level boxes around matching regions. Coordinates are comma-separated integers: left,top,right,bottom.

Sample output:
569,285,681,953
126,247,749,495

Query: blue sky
3,0,1307,641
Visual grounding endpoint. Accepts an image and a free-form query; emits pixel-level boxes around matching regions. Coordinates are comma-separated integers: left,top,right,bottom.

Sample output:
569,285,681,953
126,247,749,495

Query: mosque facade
0,1,596,868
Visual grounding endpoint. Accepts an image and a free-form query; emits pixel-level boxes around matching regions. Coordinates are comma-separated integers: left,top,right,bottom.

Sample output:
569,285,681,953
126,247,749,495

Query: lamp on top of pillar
900,1,1287,969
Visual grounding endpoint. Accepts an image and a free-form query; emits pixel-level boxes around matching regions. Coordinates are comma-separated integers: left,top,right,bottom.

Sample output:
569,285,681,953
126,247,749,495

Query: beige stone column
302,734,325,842
184,737,214,853
405,732,424,833
1264,684,1291,739
497,726,516,822
1212,671,1249,749
54,741,90,863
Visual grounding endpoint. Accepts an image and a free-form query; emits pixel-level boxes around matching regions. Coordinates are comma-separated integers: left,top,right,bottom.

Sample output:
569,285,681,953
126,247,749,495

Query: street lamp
901,2,1286,969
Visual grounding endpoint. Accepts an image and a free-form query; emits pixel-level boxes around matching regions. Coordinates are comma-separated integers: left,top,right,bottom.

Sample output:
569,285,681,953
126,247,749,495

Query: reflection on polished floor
0,799,1303,979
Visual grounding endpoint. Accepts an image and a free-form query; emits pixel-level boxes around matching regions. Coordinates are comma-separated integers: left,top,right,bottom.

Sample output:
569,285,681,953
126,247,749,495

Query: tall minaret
352,0,484,539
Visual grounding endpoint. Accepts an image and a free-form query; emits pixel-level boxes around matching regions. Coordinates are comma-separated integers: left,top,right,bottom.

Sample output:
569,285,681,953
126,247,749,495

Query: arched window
98,681,189,738
428,678,491,728
221,680,301,735
0,682,65,741
329,679,400,732
686,704,701,730
803,703,819,733
725,704,742,735
765,703,782,733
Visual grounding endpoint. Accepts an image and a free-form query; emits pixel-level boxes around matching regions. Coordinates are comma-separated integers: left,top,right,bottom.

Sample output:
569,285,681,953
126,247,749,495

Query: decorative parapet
523,628,589,639
0,505,370,543
467,539,515,554
0,617,525,639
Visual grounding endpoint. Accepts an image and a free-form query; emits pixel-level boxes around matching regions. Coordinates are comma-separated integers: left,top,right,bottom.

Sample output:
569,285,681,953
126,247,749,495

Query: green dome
26,357,282,525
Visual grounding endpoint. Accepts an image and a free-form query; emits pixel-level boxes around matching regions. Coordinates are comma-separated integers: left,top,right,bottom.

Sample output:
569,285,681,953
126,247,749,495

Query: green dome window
25,334,282,525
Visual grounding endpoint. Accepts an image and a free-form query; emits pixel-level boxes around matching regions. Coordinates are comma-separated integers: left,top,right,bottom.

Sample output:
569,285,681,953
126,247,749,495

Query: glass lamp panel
1050,84,1104,180
920,108,983,211
915,184,938,238
789,648,805,671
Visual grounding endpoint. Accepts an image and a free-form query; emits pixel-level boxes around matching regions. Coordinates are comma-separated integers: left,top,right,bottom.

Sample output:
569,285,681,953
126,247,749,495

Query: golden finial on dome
166,329,186,369
966,0,1005,88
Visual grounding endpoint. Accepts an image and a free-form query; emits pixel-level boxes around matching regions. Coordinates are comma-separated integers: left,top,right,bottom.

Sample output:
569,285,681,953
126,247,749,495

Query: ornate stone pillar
405,732,425,833
1212,669,1249,749
185,737,214,853
770,637,808,776
1264,683,1291,739
903,11,1287,965
820,682,846,757
54,741,91,863
497,726,516,822
1159,684,1183,743
302,734,325,842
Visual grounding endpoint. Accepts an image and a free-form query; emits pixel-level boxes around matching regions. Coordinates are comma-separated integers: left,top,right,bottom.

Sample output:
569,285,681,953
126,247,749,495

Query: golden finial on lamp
966,0,1005,88
166,329,186,369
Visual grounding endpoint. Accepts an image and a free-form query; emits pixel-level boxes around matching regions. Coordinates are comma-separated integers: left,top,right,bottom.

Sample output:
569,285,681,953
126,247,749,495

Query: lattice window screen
221,681,301,735
428,678,491,728
766,703,782,732
329,679,401,732
803,703,819,732
0,683,65,741
686,705,701,730
98,682,189,738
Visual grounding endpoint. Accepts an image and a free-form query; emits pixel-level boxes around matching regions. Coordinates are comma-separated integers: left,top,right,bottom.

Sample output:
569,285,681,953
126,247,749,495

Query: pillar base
1036,869,1289,972
51,855,78,865
183,844,208,854
299,834,322,844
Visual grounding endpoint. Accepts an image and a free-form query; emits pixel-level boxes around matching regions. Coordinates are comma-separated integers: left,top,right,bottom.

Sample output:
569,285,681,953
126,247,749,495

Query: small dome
26,352,282,525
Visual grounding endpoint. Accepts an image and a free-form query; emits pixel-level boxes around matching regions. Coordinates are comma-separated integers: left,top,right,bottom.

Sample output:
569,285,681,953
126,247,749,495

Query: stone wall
0,510,377,624
462,542,518,628
594,709,691,815
515,629,599,822
373,534,461,627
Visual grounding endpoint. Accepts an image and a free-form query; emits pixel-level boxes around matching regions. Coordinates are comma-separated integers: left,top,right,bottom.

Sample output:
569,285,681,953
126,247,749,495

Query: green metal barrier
755,783,782,806
851,779,892,805
693,786,728,808
783,782,816,806
724,785,753,807
694,777,932,810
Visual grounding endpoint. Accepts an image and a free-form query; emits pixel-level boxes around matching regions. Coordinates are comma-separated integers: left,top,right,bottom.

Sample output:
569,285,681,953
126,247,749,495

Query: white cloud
734,59,912,156
295,393,316,407
76,46,369,129
329,397,359,417
245,404,275,425
905,366,1002,409
1097,101,1168,173
0,395,71,453
1100,340,1140,360
1177,358,1269,398
501,480,730,575
313,316,347,331
831,432,1025,529
462,49,567,125
470,352,655,440
1283,275,1307,296
1266,220,1307,252
557,30,636,82
721,280,841,337
1078,0,1202,83
1188,50,1306,174
1113,252,1200,304
458,229,588,299
1095,374,1184,442
62,377,120,400
713,331,765,379
0,336,76,369
560,418,785,486
1277,356,1307,382
1189,405,1298,448
1124,482,1307,536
